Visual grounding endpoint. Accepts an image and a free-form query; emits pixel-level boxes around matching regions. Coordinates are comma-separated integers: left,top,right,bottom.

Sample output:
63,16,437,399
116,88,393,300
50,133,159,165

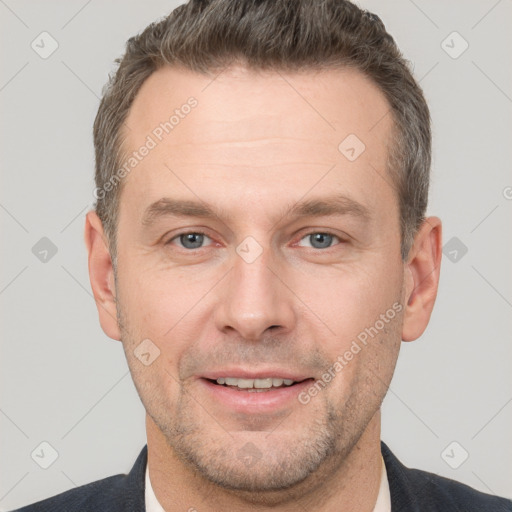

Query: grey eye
178,233,208,249
298,233,338,249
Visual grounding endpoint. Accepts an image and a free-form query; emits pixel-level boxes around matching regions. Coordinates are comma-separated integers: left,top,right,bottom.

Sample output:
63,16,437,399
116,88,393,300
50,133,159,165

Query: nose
214,246,297,341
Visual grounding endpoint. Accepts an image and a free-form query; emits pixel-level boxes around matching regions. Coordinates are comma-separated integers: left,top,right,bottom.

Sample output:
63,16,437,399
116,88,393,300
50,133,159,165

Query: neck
146,411,383,512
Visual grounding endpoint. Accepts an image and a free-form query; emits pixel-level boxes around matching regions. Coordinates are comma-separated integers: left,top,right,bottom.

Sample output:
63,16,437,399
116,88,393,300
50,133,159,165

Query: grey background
1,0,511,509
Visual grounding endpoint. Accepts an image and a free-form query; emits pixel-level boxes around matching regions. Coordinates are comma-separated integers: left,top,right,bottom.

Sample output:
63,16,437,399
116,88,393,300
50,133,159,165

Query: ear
84,210,121,341
402,216,442,342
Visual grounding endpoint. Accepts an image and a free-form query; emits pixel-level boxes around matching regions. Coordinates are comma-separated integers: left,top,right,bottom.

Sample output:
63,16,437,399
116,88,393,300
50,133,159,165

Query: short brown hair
93,0,431,264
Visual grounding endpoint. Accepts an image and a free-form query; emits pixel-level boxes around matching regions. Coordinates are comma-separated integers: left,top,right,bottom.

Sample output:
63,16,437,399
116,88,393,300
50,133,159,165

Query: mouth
205,377,312,392
199,375,316,413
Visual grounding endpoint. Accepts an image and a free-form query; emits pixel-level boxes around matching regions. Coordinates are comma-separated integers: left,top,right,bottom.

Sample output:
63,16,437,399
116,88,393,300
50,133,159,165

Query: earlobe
402,217,442,342
84,211,122,341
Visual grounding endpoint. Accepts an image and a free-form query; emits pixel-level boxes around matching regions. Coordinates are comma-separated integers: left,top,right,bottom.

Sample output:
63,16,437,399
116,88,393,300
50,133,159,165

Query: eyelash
165,230,344,250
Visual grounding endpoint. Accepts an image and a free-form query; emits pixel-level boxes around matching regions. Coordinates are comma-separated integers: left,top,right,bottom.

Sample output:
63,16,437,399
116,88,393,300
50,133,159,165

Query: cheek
323,310,402,405
117,266,217,381
119,267,195,335
300,264,400,339
300,269,403,393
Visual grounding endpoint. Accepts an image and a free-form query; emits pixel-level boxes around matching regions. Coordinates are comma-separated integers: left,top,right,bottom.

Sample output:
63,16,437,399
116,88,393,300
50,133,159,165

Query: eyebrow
141,194,371,228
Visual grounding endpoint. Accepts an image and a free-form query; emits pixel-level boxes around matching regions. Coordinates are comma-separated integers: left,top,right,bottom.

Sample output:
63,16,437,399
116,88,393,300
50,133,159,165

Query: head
85,0,441,502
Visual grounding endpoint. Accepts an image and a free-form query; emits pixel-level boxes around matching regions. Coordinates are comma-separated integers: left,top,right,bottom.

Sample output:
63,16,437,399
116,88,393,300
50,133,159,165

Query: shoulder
11,474,131,512
381,441,512,512
9,446,147,512
404,466,512,511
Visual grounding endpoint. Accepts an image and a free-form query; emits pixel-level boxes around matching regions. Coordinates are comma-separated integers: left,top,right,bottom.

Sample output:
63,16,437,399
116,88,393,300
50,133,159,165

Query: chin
165,425,337,495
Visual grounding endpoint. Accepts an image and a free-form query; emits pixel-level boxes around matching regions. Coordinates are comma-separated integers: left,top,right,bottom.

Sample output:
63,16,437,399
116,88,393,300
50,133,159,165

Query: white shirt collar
145,456,390,512
374,455,392,512
145,463,166,512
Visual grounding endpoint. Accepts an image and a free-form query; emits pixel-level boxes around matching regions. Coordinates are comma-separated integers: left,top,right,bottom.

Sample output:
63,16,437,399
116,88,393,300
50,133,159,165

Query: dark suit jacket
11,442,512,511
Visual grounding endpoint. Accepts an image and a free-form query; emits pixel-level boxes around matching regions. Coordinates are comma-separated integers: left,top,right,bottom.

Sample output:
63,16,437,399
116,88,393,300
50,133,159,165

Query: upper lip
200,369,313,382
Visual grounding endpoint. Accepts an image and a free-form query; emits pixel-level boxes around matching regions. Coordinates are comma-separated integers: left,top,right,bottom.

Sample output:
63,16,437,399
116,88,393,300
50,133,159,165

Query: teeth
216,377,297,389
235,378,253,389
254,378,273,388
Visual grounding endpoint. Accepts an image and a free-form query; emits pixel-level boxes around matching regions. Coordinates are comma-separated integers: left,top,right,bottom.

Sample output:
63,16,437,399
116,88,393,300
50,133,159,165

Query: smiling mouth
205,377,313,392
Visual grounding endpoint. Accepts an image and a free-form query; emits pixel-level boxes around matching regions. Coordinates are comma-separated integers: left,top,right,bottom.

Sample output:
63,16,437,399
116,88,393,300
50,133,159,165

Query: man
11,0,511,510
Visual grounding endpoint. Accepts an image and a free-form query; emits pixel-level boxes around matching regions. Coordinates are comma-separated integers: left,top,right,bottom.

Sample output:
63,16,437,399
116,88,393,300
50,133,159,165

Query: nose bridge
214,242,296,340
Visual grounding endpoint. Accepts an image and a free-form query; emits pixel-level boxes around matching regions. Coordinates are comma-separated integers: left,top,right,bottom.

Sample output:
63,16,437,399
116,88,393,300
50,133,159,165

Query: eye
167,231,213,250
297,232,342,250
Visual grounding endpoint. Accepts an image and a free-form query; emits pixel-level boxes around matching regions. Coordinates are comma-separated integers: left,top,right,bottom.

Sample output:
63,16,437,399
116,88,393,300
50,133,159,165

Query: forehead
119,64,396,224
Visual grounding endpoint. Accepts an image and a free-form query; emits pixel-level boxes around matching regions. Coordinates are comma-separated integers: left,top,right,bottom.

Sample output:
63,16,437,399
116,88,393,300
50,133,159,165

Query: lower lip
199,378,314,414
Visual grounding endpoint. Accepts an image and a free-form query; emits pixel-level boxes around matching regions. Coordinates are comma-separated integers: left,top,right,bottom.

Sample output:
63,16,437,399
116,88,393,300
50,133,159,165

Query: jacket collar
124,444,148,511
381,441,424,511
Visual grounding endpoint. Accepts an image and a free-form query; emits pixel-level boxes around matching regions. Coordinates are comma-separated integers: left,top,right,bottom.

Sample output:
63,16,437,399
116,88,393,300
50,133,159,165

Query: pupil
181,233,203,249
311,233,332,249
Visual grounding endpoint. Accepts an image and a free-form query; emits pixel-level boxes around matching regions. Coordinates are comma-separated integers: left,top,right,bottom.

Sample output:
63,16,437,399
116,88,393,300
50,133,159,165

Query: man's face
114,65,405,492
